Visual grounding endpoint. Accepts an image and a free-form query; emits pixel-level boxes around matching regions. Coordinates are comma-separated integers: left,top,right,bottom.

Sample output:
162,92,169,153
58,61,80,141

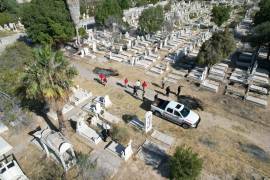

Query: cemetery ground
69,58,270,179
3,56,270,179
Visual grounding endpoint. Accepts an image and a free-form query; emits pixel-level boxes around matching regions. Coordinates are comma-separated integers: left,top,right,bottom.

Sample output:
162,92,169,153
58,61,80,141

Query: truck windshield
180,107,190,118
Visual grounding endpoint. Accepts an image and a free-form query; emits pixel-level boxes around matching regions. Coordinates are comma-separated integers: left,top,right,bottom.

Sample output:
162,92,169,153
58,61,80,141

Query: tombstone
164,38,168,46
119,46,123,52
122,140,133,161
0,26,3,31
104,95,112,108
80,49,85,57
155,47,158,53
3,24,10,31
144,111,153,133
92,42,97,52
131,57,135,66
127,40,132,49
84,47,90,56
159,41,163,49
125,32,129,38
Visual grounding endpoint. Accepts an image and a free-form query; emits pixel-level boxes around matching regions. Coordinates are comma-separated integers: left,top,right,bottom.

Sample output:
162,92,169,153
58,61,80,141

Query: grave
151,130,175,149
69,87,92,106
33,127,76,171
200,79,220,93
0,123,8,134
106,140,133,161
0,137,12,156
245,92,268,108
129,111,153,133
76,119,102,144
0,155,28,180
93,95,112,108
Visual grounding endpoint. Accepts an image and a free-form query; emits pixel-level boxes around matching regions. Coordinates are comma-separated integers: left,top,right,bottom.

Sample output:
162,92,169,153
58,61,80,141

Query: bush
111,125,130,145
0,42,34,95
169,146,203,180
0,12,14,25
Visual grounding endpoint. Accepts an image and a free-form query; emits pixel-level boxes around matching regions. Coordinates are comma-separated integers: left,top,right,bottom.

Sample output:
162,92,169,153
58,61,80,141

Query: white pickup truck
151,98,200,129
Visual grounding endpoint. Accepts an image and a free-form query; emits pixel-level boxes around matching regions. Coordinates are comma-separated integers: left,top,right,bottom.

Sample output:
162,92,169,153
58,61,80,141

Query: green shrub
169,146,203,180
0,12,14,25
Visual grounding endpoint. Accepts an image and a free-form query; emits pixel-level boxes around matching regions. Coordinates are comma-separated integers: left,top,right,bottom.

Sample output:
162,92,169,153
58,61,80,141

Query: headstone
122,140,133,161
80,49,85,57
119,46,123,52
144,111,152,133
84,47,90,55
93,42,97,52
104,95,112,108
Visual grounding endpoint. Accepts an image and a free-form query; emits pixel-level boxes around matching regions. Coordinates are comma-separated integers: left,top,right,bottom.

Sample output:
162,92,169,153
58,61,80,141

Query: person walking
99,73,105,84
133,85,138,96
161,78,165,89
177,85,181,96
124,78,128,88
166,86,170,96
142,81,147,92
103,76,107,86
135,80,141,90
154,93,158,102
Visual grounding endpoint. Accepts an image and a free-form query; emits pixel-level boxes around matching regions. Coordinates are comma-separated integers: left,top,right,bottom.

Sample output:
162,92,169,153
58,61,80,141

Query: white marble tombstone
122,140,133,161
159,41,163,49
119,46,123,52
104,95,112,108
84,47,90,56
144,111,153,133
155,47,158,52
95,103,102,115
109,51,112,59
131,57,135,66
92,42,97,52
127,40,132,49
80,49,85,57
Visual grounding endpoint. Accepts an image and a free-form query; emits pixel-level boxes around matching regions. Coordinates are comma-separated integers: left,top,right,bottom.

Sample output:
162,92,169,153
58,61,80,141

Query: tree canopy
249,21,270,60
95,0,123,26
169,146,203,180
211,5,231,27
139,5,164,34
254,0,270,26
197,30,236,66
21,0,75,45
0,0,20,26
20,46,77,131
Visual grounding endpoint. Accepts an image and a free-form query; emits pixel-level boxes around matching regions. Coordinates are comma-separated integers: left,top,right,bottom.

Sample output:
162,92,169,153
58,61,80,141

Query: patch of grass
111,124,131,145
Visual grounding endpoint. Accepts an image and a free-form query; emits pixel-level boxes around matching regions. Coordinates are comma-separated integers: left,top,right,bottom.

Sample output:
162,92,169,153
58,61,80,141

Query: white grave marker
144,111,152,133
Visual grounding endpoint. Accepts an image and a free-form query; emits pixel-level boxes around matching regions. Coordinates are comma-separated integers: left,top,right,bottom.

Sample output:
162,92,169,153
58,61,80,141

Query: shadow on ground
177,95,204,110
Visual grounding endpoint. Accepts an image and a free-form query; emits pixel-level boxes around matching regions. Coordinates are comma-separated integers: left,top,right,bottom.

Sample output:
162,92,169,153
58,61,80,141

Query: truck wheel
154,111,161,117
182,124,190,129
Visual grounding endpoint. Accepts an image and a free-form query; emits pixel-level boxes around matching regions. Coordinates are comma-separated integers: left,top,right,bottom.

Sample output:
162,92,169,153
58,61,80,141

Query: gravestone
145,111,153,133
122,140,133,161
93,42,97,52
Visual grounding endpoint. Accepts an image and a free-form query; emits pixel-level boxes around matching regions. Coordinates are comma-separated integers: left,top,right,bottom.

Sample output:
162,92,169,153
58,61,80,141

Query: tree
139,5,164,34
169,146,203,180
20,46,77,132
117,0,131,10
249,21,270,60
21,0,75,46
0,42,35,96
254,0,270,26
95,0,122,26
197,30,236,66
66,0,81,46
211,5,231,27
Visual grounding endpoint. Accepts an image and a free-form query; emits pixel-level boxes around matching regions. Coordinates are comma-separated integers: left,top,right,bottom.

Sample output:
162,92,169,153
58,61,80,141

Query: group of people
99,73,107,86
123,78,148,97
161,78,182,97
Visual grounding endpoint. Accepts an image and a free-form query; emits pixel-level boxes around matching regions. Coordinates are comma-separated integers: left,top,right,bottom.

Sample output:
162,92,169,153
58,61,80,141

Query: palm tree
66,0,81,47
21,46,77,132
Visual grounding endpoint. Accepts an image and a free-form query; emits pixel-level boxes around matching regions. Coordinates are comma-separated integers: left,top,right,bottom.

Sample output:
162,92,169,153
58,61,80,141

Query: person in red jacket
99,73,105,84
124,78,128,88
103,76,107,86
142,81,147,92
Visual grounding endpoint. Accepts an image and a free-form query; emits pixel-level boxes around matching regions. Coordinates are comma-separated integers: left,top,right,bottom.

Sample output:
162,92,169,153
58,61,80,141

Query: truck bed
152,98,169,110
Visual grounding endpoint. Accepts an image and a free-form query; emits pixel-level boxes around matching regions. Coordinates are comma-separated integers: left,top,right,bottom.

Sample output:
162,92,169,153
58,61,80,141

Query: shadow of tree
177,95,204,110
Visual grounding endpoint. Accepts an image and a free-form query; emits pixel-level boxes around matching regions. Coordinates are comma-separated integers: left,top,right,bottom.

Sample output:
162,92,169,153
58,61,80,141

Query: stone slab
151,130,175,148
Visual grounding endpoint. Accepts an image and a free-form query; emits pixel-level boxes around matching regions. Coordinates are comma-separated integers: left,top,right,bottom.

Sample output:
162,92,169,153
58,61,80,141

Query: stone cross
145,111,153,133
